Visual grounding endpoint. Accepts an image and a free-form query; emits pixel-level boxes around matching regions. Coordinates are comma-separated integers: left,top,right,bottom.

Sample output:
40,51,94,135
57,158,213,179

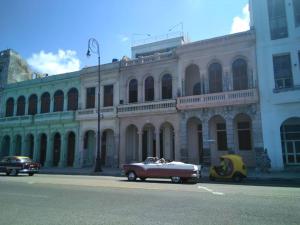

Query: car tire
232,173,243,182
29,173,34,176
140,177,146,181
10,169,18,176
127,171,137,181
171,176,181,184
209,175,215,181
6,171,10,176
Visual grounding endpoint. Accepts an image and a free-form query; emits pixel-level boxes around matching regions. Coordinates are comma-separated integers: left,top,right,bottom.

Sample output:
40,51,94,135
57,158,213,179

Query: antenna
168,22,183,36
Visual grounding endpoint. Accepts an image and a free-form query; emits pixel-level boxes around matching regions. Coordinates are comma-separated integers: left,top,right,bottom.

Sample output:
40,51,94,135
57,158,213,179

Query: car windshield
19,157,33,163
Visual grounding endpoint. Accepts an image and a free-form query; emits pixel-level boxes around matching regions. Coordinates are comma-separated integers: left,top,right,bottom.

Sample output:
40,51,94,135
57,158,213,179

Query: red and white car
123,157,201,183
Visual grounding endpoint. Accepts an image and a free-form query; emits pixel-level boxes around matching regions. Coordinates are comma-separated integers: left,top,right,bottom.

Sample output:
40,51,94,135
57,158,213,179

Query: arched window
209,63,223,93
193,82,201,95
67,88,78,111
5,98,14,117
16,96,25,116
145,76,154,101
54,90,64,112
233,58,248,90
129,79,138,103
162,74,172,99
41,92,50,113
185,64,200,96
28,94,38,115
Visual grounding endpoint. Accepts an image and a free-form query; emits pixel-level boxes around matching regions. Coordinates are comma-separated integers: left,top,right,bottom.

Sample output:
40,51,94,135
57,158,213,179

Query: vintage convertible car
0,156,40,176
123,157,201,183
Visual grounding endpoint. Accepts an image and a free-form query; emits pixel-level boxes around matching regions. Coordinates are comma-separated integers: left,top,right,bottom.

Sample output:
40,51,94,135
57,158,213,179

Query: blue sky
0,0,249,75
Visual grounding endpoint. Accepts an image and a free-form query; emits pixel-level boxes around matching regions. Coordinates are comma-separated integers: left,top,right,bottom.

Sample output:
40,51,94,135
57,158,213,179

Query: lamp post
86,38,102,172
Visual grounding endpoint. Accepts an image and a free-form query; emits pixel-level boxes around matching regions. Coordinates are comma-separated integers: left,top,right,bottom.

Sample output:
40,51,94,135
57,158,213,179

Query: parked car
123,157,201,183
0,156,40,176
209,154,247,182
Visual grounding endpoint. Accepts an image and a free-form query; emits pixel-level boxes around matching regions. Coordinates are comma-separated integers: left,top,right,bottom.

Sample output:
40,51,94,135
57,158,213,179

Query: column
13,101,17,116
174,129,180,161
74,132,82,168
45,134,54,167
21,134,27,156
50,96,54,112
138,82,143,102
202,119,211,165
147,129,153,157
138,130,142,161
59,133,67,167
155,128,160,158
37,98,41,114
113,134,120,168
33,134,40,162
63,93,68,111
10,135,16,156
225,116,234,153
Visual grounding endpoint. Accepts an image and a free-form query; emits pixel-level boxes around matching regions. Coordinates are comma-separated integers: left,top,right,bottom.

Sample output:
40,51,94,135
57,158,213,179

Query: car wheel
28,173,34,176
127,171,137,181
209,175,215,181
171,176,181,183
10,169,18,176
140,177,146,181
6,171,10,176
232,173,243,182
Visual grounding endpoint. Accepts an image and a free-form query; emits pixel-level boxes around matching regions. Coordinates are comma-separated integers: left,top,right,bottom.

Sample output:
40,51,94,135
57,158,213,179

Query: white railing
177,89,259,110
117,99,176,115
34,111,75,122
120,51,176,68
0,115,33,126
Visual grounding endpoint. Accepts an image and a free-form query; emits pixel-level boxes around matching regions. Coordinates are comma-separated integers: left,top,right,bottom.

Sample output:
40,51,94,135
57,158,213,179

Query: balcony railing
0,115,33,127
34,111,75,123
117,99,176,116
177,89,259,110
75,107,116,120
120,51,176,68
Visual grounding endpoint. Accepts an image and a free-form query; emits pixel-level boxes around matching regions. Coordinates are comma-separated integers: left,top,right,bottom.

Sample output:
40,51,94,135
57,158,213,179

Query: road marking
0,192,49,199
198,186,225,195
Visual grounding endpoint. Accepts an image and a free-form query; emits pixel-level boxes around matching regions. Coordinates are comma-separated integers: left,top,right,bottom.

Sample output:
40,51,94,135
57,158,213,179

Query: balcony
120,51,176,69
0,115,33,127
177,89,259,110
75,107,117,121
117,99,177,117
34,111,75,123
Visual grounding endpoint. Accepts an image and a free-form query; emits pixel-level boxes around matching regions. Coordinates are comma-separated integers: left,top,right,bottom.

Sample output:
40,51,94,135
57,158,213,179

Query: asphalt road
0,174,300,225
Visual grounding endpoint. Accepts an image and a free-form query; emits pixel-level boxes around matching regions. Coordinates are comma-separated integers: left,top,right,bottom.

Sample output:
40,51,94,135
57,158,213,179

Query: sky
0,0,249,75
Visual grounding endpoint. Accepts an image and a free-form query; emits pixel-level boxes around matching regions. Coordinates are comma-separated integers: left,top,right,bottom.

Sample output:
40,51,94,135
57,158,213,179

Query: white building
251,0,300,169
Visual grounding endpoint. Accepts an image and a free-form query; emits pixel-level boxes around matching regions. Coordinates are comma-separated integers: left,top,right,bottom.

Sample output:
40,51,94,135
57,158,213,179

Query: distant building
251,0,300,169
0,0,298,170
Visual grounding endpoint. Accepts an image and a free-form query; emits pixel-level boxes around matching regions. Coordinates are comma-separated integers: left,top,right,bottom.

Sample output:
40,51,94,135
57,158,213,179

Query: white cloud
118,34,129,43
27,49,80,75
230,3,250,34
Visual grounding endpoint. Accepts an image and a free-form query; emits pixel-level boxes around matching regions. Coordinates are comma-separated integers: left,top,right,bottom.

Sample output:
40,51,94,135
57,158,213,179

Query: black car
0,156,40,176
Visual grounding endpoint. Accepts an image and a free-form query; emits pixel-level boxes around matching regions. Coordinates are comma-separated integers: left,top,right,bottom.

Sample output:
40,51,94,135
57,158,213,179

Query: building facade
251,0,300,169
0,30,263,169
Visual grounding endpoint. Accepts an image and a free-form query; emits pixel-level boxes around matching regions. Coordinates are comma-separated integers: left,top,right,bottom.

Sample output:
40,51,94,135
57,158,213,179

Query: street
0,174,300,225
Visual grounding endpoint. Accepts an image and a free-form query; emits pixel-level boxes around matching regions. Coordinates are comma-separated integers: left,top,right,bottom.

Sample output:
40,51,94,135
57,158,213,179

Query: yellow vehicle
209,154,247,182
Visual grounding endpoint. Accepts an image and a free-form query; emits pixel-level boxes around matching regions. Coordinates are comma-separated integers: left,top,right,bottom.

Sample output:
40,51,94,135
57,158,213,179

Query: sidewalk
40,166,300,183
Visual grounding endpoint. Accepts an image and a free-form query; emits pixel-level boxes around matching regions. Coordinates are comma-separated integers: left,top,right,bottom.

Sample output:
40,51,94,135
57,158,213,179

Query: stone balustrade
177,88,259,110
120,51,176,68
0,115,33,127
117,99,177,116
34,111,75,123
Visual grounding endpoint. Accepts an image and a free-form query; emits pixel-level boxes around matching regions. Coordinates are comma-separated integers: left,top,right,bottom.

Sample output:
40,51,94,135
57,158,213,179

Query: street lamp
86,38,102,172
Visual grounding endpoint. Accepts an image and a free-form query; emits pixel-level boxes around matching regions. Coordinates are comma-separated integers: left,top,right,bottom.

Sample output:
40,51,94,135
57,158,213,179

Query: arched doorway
281,117,300,166
101,129,115,167
187,117,203,164
53,133,61,167
26,134,34,158
142,124,156,160
67,132,75,167
83,130,95,167
1,135,10,157
234,114,252,151
126,125,139,163
160,122,175,161
39,134,47,166
15,135,22,156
